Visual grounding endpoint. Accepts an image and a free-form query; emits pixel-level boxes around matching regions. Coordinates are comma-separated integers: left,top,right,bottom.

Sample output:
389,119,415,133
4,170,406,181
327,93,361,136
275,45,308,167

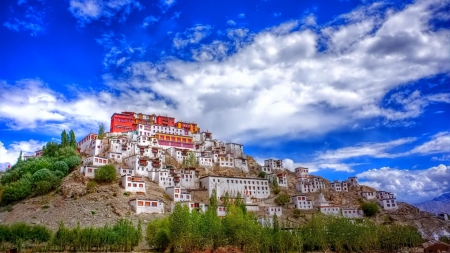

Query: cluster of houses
19,111,402,225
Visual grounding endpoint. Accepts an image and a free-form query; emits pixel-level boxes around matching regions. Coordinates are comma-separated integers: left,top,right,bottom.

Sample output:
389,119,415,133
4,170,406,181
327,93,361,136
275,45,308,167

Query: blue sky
0,0,449,203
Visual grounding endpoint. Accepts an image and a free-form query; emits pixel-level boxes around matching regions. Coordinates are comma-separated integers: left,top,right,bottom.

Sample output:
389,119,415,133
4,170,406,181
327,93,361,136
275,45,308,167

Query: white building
261,159,283,174
106,152,123,163
129,199,164,214
291,195,313,210
118,167,135,176
77,133,98,153
377,191,398,210
265,206,282,217
258,217,274,228
331,180,348,192
150,169,175,188
314,193,340,215
80,166,98,178
83,155,108,166
172,202,207,213
197,155,214,167
177,167,199,189
342,208,362,218
294,167,326,193
199,176,270,200
267,173,288,187
348,177,358,187
359,191,376,200
121,175,146,193
165,186,192,202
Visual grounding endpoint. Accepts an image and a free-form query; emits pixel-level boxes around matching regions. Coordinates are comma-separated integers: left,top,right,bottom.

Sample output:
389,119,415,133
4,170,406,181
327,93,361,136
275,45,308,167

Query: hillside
414,192,450,214
1,158,448,239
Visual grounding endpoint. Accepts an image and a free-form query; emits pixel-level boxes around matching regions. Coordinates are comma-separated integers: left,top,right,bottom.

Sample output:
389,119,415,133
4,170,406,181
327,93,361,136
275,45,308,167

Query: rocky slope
414,192,450,214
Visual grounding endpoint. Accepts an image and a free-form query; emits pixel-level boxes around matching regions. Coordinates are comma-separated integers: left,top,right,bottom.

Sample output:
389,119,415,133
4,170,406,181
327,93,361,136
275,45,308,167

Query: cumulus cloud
2,0,450,147
226,20,236,26
357,164,450,203
407,132,450,155
0,140,47,171
68,0,142,25
159,0,176,13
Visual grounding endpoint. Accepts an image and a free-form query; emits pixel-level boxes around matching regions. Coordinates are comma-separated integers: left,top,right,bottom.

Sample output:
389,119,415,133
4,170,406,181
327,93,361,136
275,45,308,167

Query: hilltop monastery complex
26,111,400,223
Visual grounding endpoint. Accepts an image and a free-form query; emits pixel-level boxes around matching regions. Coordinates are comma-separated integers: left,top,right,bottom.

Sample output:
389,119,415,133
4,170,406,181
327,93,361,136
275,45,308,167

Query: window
145,202,150,206
152,202,157,207
139,184,143,187
138,201,144,206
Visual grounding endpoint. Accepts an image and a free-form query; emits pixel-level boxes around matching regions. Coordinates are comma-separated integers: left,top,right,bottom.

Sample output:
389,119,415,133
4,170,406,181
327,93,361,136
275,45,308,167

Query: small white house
359,191,376,200
129,199,164,214
331,180,348,192
377,191,398,210
265,206,282,216
81,166,98,178
121,175,146,193
342,208,361,218
83,155,108,166
118,167,135,176
291,195,313,210
165,187,192,202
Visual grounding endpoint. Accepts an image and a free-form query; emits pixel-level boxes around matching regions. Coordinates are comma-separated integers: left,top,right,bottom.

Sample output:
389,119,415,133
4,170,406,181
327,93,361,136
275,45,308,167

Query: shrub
53,161,69,175
1,178,32,204
86,181,97,193
94,164,117,184
274,192,290,206
35,181,53,195
273,188,281,195
64,156,81,171
258,171,266,178
361,202,380,217
293,209,302,219
32,169,54,183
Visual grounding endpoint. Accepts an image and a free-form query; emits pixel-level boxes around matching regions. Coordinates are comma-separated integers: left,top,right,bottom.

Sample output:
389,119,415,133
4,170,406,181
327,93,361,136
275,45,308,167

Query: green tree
98,123,105,139
69,130,77,148
169,203,191,250
17,151,23,164
361,202,380,217
63,156,81,171
1,177,32,204
94,164,117,183
146,218,170,252
258,171,266,178
61,130,69,147
52,161,69,175
274,192,290,206
42,142,60,157
183,151,197,167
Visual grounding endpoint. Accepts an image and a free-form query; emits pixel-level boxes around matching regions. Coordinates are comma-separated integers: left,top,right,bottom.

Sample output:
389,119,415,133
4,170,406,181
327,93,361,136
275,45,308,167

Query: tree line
0,130,81,205
146,190,422,253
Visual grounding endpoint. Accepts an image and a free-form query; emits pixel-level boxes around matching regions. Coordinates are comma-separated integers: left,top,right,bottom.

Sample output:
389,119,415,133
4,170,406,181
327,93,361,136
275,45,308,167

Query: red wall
110,112,135,132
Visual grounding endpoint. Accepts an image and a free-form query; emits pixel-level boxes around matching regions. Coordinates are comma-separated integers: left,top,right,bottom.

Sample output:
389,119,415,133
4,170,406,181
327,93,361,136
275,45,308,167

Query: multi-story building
199,176,270,200
83,155,108,166
261,159,283,174
77,133,98,152
267,173,288,187
377,191,398,210
110,112,135,133
331,180,348,192
129,199,164,214
294,167,326,193
291,195,313,210
121,175,146,193
359,191,376,200
165,186,192,202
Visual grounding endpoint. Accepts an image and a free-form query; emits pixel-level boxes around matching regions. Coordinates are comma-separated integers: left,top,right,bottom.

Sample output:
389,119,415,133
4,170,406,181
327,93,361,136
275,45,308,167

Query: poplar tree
69,130,77,148
98,123,105,139
61,130,69,147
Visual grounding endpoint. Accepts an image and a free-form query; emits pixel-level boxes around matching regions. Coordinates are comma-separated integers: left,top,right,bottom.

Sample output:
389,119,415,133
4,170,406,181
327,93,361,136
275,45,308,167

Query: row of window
127,183,144,187
137,201,158,207
212,179,268,185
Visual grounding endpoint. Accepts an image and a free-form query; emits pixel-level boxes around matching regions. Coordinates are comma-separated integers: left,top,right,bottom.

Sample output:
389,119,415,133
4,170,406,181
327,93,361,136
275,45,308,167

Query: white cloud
273,13,281,17
3,1,46,36
2,0,450,148
0,140,47,171
173,24,213,49
159,0,176,12
407,132,450,155
142,15,160,28
226,20,236,26
96,32,146,69
238,13,245,18
357,164,450,203
68,0,142,25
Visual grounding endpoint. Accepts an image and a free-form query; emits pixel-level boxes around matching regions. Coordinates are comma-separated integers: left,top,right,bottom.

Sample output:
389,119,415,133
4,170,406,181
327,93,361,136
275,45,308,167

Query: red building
110,112,135,133
156,116,175,126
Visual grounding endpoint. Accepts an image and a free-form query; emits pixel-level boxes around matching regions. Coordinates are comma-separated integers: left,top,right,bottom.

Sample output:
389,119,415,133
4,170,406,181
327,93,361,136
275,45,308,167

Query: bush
258,171,266,178
35,181,53,195
293,209,302,219
94,164,117,184
86,181,98,193
274,192,290,206
64,156,81,171
32,169,54,183
53,161,69,175
361,202,380,217
1,178,32,204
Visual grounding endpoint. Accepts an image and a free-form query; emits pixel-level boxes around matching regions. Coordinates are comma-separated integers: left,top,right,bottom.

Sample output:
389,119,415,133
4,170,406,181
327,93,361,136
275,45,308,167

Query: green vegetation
0,223,51,252
361,202,380,217
0,130,81,205
293,209,302,219
183,151,197,167
274,192,290,206
272,178,281,195
258,171,266,178
94,164,117,183
98,123,105,139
